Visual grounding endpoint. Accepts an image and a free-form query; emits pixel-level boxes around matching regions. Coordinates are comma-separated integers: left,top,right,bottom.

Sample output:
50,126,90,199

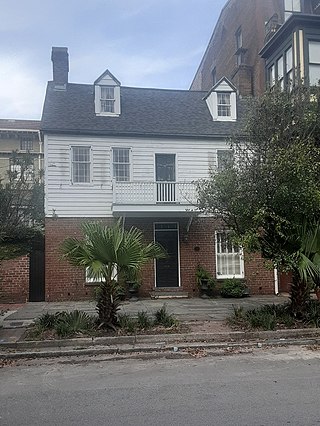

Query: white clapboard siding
44,134,230,218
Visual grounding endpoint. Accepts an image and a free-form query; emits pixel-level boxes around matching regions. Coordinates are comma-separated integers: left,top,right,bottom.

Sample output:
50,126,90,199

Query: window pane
309,41,320,64
309,64,320,85
72,147,90,183
113,148,130,182
101,87,114,99
217,150,233,171
277,56,284,79
20,140,33,151
101,100,115,113
216,232,243,278
155,154,176,181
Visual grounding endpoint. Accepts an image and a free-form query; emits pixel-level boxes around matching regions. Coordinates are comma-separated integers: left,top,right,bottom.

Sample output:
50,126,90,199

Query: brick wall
190,0,283,96
0,255,30,303
45,216,275,301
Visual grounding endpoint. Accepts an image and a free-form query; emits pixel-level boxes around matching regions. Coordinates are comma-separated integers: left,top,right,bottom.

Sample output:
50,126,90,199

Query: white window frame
112,147,131,182
85,265,117,283
95,85,121,116
70,146,92,184
215,231,244,279
100,86,115,113
217,92,232,118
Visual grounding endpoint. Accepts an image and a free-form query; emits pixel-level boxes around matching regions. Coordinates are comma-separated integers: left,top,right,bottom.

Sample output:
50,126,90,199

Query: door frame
153,222,181,288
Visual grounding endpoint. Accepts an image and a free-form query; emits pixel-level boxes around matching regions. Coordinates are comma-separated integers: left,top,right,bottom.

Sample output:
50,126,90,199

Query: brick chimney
51,47,69,87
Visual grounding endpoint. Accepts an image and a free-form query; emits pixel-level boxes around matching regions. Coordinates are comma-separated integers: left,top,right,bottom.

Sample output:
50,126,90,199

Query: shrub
154,304,177,327
55,311,95,338
36,312,61,329
137,311,153,329
117,313,137,333
220,279,249,298
304,300,320,328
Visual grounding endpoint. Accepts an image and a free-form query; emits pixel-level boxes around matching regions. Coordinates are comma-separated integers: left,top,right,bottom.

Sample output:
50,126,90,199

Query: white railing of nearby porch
113,181,197,205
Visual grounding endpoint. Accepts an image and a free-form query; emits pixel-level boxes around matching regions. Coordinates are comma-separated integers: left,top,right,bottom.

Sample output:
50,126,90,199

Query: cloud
0,55,45,119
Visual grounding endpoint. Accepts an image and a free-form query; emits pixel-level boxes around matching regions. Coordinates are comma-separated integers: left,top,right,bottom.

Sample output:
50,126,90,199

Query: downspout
274,268,279,295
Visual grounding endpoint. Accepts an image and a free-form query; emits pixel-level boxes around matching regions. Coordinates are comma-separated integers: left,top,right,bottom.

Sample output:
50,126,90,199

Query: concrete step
150,291,189,299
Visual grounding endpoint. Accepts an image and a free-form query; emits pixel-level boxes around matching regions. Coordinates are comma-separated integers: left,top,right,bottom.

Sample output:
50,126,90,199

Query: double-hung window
20,140,33,151
215,231,244,279
112,148,130,182
217,93,231,117
285,47,293,88
309,41,320,85
71,146,91,183
101,86,115,113
217,150,233,171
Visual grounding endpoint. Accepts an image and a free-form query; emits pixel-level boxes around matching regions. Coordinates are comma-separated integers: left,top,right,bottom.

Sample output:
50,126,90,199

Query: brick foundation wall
0,255,30,303
45,216,275,301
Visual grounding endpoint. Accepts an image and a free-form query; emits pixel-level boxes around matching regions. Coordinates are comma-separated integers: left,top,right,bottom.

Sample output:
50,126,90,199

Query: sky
0,0,226,120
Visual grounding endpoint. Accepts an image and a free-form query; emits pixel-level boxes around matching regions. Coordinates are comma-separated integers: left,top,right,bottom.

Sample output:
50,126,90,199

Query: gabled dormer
204,77,237,121
94,70,121,116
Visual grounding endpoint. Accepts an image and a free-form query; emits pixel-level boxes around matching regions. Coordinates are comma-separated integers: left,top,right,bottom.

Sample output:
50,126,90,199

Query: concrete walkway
1,295,287,327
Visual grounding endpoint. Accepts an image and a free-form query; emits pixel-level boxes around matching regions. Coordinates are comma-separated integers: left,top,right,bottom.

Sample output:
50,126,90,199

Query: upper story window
215,231,244,279
112,148,130,182
100,86,115,113
71,146,91,184
20,140,33,151
94,69,121,116
286,47,293,88
284,0,301,20
309,40,320,85
217,92,231,117
269,64,276,88
212,67,217,86
235,27,245,66
217,150,233,171
277,56,284,89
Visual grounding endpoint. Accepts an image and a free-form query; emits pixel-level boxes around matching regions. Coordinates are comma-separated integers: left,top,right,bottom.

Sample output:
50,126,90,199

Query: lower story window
215,231,244,279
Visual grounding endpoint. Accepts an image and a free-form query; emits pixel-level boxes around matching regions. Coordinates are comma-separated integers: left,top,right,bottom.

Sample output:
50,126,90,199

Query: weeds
154,304,177,327
136,311,152,329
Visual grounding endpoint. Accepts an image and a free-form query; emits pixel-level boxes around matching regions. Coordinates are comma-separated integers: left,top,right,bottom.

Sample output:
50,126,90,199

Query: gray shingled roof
0,119,40,131
41,82,245,138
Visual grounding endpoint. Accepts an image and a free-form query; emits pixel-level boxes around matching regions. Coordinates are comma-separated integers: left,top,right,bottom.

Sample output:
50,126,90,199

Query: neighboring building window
20,140,33,151
10,163,34,182
269,64,276,88
112,148,130,182
215,231,244,279
285,47,293,87
217,92,231,117
71,146,91,183
217,150,233,171
212,67,217,86
284,0,301,20
309,40,320,85
277,56,284,89
100,86,115,113
235,27,244,66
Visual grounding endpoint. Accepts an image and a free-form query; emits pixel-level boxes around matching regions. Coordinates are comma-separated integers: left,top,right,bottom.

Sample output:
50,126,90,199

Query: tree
61,221,166,327
197,85,320,311
0,152,44,260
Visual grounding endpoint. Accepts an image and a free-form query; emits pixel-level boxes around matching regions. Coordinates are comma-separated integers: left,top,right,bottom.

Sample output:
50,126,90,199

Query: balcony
112,181,198,216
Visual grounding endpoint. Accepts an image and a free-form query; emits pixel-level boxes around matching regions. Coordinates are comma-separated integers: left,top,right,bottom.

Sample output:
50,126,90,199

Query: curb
0,328,320,360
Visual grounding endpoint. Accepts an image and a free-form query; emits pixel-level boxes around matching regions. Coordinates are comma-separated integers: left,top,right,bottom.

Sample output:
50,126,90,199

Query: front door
154,223,179,288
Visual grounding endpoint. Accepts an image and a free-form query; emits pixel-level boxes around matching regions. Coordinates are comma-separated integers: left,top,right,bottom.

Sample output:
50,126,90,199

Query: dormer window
94,69,121,116
217,93,231,117
101,86,115,113
204,77,237,122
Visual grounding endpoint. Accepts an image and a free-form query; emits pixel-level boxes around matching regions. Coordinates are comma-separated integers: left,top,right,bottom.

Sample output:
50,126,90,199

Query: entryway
154,223,180,288
29,237,45,302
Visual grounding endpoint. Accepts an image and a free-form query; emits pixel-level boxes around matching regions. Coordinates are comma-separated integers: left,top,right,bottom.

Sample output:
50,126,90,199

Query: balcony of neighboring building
112,180,198,217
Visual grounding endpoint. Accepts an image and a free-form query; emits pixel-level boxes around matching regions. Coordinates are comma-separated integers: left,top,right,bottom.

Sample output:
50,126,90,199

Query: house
190,0,320,96
0,119,44,303
41,47,275,302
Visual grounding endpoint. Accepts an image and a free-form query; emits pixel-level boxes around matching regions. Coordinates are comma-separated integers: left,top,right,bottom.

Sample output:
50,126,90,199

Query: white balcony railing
113,181,197,206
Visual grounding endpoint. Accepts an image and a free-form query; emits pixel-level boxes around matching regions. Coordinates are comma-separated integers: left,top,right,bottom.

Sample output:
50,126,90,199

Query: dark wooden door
29,237,45,302
155,224,179,288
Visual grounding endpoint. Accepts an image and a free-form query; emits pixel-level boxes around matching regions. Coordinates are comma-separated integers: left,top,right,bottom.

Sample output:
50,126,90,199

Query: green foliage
117,313,137,333
136,311,152,329
196,265,216,289
61,220,166,327
220,279,248,298
228,302,320,330
154,304,177,327
0,152,44,260
197,85,320,311
36,312,61,329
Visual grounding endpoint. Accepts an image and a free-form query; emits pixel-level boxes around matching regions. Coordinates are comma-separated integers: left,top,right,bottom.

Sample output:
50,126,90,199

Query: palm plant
61,220,165,328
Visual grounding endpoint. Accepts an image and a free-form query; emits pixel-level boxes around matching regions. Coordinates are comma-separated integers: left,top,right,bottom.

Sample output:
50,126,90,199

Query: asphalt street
1,346,320,426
